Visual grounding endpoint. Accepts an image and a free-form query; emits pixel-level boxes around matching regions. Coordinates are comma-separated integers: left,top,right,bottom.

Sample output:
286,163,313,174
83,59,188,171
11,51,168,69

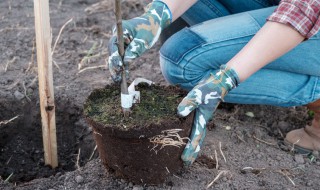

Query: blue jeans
160,0,320,107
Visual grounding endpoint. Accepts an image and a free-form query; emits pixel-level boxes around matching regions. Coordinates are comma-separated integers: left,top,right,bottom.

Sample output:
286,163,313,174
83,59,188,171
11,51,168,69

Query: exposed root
149,129,189,153
206,170,229,189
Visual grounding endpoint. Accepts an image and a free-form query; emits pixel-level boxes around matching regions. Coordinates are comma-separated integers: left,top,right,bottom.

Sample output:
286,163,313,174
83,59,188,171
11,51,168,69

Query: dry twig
252,135,277,146
89,145,97,160
76,148,81,171
6,156,12,165
93,131,102,137
241,167,266,175
22,81,31,102
78,42,98,70
165,167,170,173
219,141,227,163
277,169,295,186
77,65,106,74
52,18,73,56
0,115,19,126
290,139,301,152
206,170,229,189
4,173,13,183
214,150,219,169
4,57,17,72
26,38,36,73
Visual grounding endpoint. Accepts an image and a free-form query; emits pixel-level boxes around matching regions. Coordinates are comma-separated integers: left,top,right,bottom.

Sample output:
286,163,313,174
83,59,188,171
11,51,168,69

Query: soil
0,0,319,189
84,84,186,128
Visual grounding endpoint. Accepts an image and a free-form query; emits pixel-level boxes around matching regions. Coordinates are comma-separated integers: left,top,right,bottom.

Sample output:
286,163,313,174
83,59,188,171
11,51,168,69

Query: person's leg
160,6,320,107
218,0,280,14
181,0,278,25
160,6,320,153
160,0,278,43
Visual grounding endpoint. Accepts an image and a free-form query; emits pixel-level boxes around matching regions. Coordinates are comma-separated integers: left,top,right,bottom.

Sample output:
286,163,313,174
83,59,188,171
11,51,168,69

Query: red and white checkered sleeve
267,0,320,39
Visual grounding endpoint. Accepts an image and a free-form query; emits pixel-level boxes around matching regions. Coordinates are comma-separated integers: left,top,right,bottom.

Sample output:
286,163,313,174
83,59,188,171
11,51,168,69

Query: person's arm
227,21,304,82
227,0,320,81
178,0,320,165
161,0,197,21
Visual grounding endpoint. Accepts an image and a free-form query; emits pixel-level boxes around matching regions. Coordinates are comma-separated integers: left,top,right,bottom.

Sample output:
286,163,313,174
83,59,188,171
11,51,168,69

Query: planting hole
0,98,95,183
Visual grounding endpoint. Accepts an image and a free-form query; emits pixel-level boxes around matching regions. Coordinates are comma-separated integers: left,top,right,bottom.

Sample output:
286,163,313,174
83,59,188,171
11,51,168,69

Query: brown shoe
284,99,320,154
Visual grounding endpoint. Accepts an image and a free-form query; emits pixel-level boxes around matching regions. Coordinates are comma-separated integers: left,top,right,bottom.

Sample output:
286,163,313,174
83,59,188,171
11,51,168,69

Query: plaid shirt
268,0,320,39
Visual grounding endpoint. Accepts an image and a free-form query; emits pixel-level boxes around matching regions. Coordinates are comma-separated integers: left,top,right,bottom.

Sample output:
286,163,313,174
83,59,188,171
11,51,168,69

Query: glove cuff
219,64,240,89
145,1,172,30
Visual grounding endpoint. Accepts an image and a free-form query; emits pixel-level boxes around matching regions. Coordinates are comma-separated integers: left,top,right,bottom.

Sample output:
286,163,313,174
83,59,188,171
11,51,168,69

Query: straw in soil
0,115,19,127
206,170,229,189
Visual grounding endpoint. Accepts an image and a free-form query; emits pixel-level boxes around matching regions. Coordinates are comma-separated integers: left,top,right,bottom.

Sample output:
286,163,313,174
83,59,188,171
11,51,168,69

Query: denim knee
160,28,207,90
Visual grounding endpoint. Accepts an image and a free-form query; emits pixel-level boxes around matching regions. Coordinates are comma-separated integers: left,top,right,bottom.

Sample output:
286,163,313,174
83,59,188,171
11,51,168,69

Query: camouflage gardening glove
108,1,172,82
177,65,240,166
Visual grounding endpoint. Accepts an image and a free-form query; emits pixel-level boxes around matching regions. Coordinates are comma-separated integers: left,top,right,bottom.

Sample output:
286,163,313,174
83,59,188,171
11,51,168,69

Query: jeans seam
191,13,260,45
311,77,319,101
162,29,206,65
200,0,227,17
246,12,263,30
228,92,312,106
252,0,270,7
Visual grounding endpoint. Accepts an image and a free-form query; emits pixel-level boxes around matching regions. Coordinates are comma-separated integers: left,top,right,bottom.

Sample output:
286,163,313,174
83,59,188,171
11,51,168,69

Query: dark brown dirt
84,84,193,184
84,84,187,129
0,0,320,190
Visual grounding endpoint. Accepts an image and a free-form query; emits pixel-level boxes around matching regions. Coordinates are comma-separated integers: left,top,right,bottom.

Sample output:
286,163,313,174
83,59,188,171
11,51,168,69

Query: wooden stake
115,0,130,116
34,0,58,168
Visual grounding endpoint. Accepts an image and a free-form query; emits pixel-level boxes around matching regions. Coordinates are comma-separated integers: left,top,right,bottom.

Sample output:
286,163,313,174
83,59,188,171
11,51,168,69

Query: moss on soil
84,83,185,129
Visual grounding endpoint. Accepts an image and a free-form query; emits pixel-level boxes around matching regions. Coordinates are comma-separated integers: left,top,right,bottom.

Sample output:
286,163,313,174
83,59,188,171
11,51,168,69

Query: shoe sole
283,139,313,155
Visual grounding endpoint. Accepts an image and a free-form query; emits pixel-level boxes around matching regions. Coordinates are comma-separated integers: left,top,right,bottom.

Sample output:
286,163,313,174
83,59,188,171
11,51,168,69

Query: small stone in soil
312,150,319,157
14,90,25,100
132,186,143,190
294,154,305,164
307,181,313,186
75,175,84,183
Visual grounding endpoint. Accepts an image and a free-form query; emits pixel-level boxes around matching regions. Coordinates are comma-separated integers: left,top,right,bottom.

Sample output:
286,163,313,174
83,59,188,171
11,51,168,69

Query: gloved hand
108,1,172,82
177,65,240,165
